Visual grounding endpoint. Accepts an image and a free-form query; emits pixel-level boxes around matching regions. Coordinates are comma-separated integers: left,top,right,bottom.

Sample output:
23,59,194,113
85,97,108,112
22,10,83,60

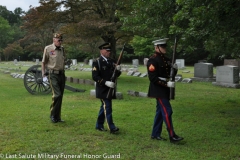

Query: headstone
175,77,182,82
85,79,94,85
133,72,141,77
143,58,149,66
181,78,192,83
138,92,147,97
212,65,240,88
192,63,216,82
84,58,88,64
132,59,139,66
14,74,21,78
36,59,39,64
66,77,73,83
176,74,182,78
176,59,185,69
216,65,238,83
72,59,77,65
14,59,17,64
116,92,123,99
127,90,139,96
224,59,240,70
127,71,135,76
79,79,85,84
194,63,213,78
72,78,79,84
128,68,138,72
90,89,96,96
140,73,148,77
19,74,25,79
88,59,93,66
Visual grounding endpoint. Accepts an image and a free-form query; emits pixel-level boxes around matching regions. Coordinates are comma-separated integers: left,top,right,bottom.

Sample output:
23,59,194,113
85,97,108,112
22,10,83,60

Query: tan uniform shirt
42,43,66,71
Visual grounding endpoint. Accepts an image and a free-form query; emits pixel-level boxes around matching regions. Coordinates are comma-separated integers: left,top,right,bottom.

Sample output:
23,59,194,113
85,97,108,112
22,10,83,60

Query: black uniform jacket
147,52,175,99
92,56,121,99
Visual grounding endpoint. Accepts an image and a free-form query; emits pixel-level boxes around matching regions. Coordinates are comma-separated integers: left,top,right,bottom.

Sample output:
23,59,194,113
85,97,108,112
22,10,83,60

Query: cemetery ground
0,62,240,160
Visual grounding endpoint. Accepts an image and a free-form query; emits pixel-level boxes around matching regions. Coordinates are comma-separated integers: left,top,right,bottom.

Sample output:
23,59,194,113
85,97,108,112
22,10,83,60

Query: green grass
0,62,240,160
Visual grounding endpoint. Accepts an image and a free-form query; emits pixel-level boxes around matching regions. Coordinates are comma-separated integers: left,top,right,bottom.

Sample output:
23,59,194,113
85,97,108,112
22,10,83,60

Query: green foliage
64,44,90,61
174,0,240,62
131,36,153,57
0,16,14,50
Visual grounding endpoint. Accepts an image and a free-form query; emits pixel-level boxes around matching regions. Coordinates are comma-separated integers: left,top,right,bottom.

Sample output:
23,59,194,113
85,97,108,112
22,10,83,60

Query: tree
172,0,240,64
0,16,14,60
121,0,179,59
21,0,134,59
0,6,24,25
3,42,24,61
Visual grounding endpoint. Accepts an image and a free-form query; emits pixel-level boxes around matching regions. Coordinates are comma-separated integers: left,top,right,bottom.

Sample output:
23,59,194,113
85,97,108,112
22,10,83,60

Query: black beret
98,42,111,50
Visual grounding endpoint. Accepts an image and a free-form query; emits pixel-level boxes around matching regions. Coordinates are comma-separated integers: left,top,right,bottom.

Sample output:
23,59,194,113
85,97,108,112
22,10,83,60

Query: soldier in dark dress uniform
42,33,66,123
92,42,121,133
147,38,184,143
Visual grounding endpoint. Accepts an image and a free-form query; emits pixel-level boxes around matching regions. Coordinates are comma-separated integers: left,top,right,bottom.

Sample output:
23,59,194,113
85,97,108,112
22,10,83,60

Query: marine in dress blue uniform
147,38,184,143
42,33,66,123
92,42,121,133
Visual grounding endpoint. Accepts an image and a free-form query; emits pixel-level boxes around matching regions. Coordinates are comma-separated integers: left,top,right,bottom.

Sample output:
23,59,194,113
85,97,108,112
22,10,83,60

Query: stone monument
132,59,139,66
224,59,240,71
176,59,185,69
212,65,240,88
191,63,216,82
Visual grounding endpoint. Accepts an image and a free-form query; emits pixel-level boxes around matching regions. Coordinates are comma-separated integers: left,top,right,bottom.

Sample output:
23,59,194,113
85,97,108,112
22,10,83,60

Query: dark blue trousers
96,99,116,130
151,98,176,138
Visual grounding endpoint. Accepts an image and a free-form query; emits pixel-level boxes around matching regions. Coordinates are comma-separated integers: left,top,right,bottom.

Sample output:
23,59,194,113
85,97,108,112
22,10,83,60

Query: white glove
105,81,115,88
42,77,49,86
116,65,121,71
167,81,175,88
172,63,178,70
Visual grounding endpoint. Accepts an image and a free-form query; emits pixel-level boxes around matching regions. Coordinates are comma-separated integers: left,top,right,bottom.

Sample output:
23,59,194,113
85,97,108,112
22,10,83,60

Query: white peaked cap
152,38,169,45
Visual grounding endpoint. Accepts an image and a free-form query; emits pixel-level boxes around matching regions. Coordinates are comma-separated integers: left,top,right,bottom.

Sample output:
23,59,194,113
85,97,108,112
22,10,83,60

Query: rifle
106,43,134,98
170,36,177,100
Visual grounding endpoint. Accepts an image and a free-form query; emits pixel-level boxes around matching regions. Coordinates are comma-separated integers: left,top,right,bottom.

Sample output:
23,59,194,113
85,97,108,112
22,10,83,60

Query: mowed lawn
0,62,240,160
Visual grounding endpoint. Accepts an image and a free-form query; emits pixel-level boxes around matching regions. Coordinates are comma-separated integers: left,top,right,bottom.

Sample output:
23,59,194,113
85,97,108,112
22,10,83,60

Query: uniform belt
49,70,65,74
158,77,170,82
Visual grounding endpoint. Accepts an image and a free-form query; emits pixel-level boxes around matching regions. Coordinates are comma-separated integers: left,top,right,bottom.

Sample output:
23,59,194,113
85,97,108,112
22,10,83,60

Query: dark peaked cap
98,42,111,50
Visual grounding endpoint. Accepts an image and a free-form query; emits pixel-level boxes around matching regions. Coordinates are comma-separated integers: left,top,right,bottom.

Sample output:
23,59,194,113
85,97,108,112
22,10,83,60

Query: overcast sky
0,0,40,12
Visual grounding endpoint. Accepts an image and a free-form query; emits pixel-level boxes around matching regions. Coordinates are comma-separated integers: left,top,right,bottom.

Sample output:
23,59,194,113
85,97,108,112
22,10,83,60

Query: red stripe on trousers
158,98,173,137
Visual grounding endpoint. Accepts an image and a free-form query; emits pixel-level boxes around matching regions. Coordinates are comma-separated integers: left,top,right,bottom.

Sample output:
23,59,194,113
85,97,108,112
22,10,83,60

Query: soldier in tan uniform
42,33,66,123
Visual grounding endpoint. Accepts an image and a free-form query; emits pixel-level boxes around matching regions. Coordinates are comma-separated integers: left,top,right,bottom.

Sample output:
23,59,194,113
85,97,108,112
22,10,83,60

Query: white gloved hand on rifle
172,63,178,70
116,65,121,71
105,81,115,88
167,81,175,88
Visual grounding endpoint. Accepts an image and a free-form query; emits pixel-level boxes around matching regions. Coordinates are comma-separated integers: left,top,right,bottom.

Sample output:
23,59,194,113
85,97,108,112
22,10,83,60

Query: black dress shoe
151,136,167,141
170,135,184,143
110,127,119,134
96,127,107,131
50,116,58,123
